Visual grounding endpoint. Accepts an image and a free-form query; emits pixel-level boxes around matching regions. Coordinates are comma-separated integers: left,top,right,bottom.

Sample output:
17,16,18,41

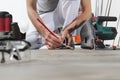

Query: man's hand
61,29,72,47
45,32,62,50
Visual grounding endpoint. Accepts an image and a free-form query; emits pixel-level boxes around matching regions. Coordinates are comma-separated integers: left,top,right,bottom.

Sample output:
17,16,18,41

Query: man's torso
37,0,59,14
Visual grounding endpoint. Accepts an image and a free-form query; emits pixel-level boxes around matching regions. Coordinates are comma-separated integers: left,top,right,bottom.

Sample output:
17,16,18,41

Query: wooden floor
0,48,120,80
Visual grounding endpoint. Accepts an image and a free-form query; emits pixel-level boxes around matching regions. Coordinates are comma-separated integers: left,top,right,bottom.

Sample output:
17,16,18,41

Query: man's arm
26,0,62,49
26,0,46,36
64,0,92,33
76,0,92,27
61,0,92,46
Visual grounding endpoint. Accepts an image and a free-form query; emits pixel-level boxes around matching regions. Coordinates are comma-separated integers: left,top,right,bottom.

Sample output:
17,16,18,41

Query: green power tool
80,16,117,49
94,16,117,48
95,16,117,40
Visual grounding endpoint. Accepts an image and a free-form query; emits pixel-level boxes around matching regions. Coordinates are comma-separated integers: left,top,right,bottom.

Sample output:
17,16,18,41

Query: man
26,0,92,49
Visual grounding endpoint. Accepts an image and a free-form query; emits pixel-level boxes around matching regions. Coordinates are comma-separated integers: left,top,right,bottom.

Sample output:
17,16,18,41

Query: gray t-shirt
37,0,59,14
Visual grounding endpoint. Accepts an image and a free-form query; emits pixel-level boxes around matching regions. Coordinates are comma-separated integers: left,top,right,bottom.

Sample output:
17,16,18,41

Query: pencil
37,18,59,39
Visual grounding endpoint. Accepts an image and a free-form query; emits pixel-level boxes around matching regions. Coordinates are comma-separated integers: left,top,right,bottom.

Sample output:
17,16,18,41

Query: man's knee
26,34,39,44
26,34,45,49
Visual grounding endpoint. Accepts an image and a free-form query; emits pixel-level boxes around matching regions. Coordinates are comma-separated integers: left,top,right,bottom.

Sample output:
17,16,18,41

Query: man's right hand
44,32,62,50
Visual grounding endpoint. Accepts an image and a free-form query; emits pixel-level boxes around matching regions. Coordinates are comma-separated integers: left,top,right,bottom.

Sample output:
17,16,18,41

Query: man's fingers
67,37,72,46
46,41,56,49
45,33,62,49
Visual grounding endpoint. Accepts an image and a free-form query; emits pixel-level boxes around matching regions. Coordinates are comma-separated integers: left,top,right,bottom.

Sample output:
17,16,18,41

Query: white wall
0,0,28,33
